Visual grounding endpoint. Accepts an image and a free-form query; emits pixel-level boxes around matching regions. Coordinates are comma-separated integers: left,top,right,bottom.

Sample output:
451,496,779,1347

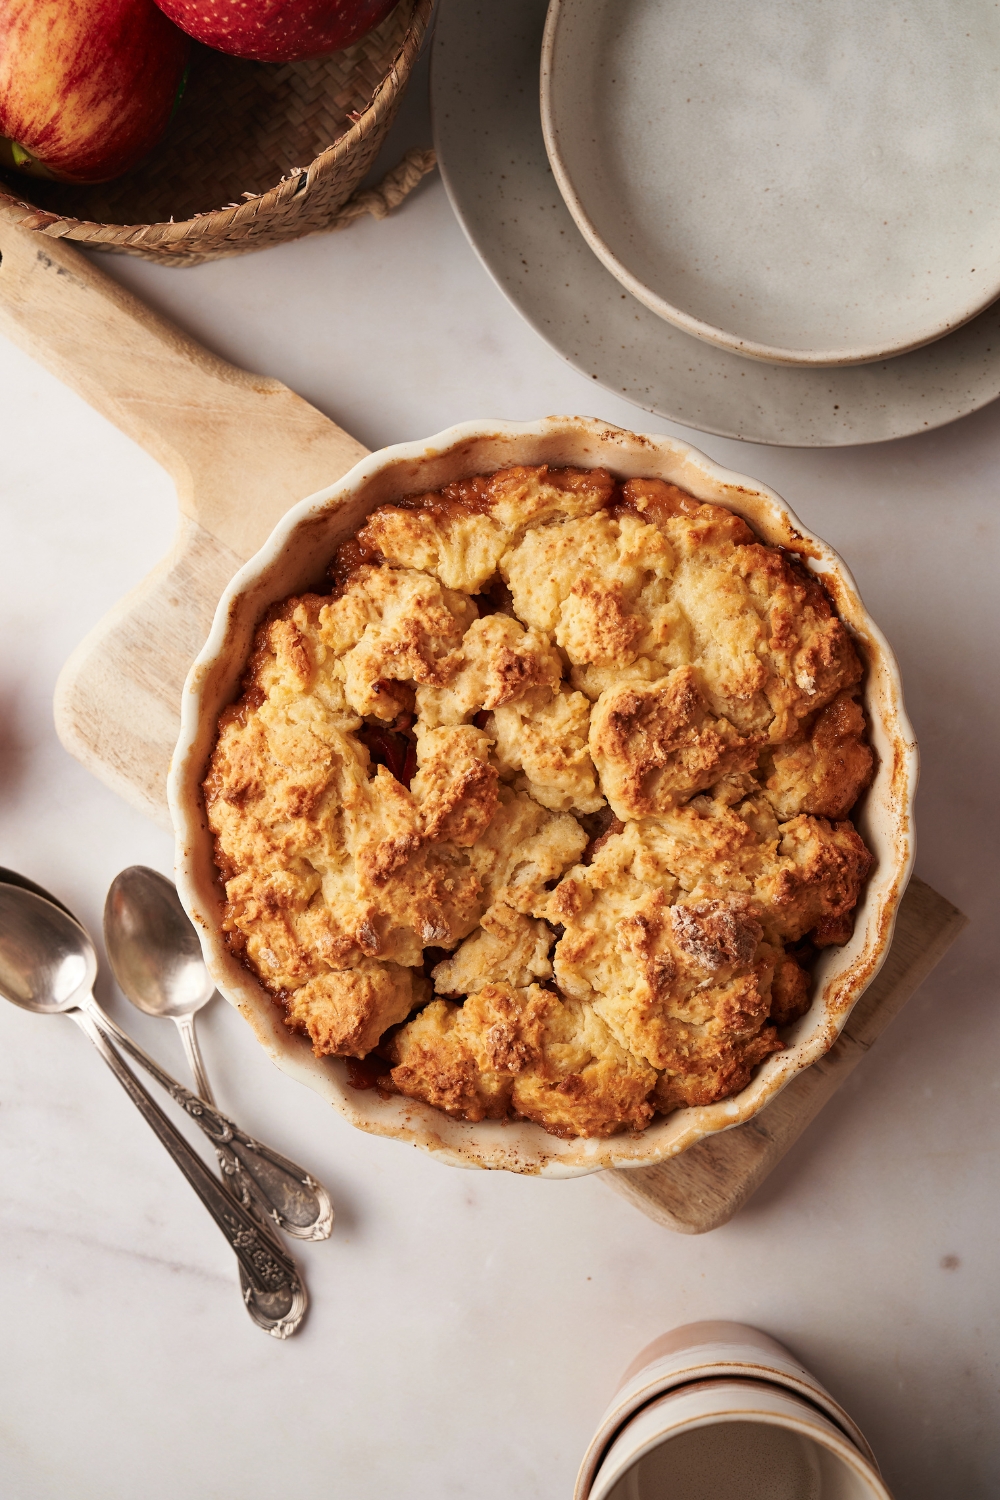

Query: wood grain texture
0,224,965,1225
603,876,968,1234
0,221,369,824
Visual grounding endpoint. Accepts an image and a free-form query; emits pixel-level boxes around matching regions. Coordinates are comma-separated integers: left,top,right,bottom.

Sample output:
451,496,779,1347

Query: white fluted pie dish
168,417,917,1176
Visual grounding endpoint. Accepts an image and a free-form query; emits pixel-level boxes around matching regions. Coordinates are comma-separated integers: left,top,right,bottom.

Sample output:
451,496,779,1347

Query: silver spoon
103,866,333,1242
0,881,306,1337
0,869,319,1331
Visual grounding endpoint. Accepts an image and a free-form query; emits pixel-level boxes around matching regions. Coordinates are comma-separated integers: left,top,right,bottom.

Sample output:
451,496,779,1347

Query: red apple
0,0,190,183
152,0,398,63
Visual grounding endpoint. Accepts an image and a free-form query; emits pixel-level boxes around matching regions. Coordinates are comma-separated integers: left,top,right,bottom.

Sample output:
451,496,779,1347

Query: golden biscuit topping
205,465,874,1140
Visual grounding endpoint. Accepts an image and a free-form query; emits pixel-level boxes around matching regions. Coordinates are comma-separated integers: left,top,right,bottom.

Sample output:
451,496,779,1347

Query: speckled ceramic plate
169,417,918,1178
541,0,1000,366
432,0,1000,445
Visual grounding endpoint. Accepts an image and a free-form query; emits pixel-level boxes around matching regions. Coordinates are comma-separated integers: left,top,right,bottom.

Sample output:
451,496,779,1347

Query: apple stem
170,62,192,126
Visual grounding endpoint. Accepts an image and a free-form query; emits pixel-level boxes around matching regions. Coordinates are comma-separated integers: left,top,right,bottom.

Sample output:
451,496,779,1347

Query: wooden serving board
0,223,968,1230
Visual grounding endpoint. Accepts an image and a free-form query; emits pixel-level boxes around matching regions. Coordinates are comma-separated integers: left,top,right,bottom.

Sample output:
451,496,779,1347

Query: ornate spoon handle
169,1017,303,1333
82,997,334,1240
171,1010,332,1240
69,1007,307,1338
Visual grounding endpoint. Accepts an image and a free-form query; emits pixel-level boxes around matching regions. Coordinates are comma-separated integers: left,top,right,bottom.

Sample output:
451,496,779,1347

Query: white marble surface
1,45,999,1500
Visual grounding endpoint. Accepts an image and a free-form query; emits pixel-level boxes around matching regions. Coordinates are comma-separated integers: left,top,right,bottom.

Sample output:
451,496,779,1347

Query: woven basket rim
0,0,429,247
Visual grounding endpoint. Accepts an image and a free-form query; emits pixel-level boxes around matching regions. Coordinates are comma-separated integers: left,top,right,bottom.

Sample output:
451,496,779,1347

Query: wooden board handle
0,222,368,556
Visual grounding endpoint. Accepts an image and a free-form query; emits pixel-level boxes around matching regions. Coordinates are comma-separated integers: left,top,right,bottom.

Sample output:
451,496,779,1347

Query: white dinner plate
540,0,1000,366
431,0,1000,446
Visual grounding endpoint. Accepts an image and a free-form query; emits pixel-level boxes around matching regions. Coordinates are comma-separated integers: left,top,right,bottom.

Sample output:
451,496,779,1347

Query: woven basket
0,0,434,264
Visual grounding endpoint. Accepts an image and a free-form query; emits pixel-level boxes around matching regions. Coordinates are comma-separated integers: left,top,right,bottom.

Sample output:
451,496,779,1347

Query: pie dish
169,417,917,1176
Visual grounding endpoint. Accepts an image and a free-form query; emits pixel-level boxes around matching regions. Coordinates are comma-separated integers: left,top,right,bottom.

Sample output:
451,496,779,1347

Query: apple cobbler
204,465,873,1139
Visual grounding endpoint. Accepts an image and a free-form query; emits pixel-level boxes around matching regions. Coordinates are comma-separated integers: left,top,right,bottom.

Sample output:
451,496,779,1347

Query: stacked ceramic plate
432,0,1000,444
541,0,1000,368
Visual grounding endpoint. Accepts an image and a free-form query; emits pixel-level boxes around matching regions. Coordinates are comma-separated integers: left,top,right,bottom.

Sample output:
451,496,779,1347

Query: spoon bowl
0,883,96,1014
104,866,214,1021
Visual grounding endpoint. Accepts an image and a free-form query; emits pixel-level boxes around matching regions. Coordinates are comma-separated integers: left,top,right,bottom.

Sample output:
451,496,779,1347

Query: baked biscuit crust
205,465,874,1140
